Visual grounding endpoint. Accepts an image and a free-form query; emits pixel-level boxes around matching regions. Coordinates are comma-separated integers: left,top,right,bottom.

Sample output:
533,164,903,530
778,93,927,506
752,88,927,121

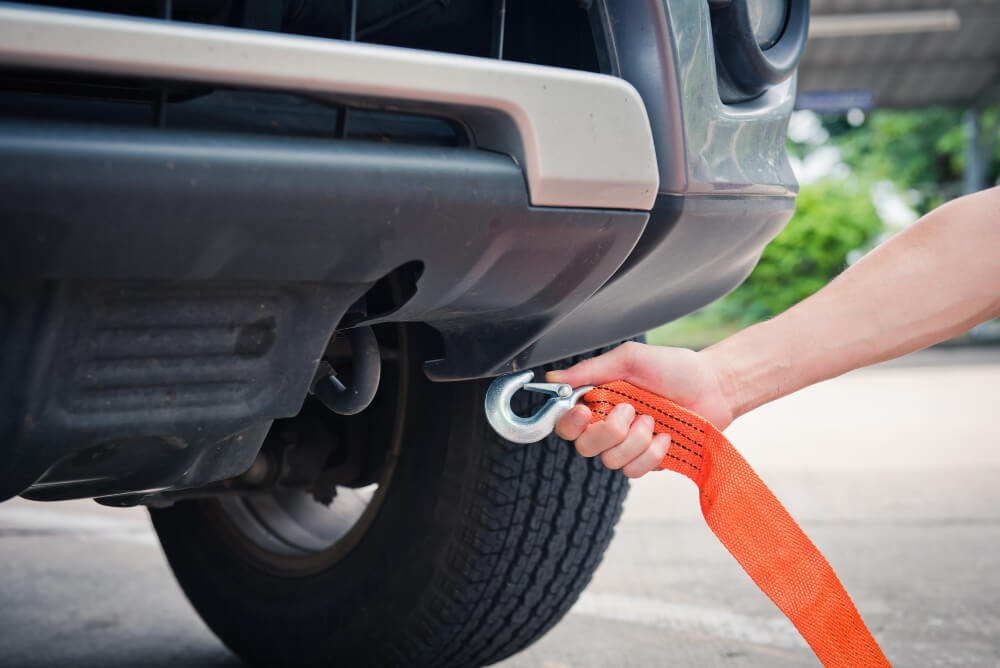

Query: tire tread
402,350,630,667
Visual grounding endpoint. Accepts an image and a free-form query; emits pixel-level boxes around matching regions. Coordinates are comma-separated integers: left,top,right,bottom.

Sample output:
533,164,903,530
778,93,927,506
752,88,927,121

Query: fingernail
568,407,588,429
612,403,635,420
546,370,563,382
640,414,655,430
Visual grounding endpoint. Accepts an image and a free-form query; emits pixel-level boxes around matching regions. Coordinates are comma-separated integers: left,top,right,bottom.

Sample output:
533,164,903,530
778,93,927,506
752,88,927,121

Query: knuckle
555,417,582,442
623,340,648,369
647,442,668,466
575,432,601,458
638,415,655,434
622,462,643,479
600,449,624,470
619,341,639,367
621,340,640,354
642,432,656,452
606,420,629,443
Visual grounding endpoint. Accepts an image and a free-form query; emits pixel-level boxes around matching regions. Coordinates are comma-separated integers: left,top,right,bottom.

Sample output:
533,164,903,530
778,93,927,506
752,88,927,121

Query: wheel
150,328,630,667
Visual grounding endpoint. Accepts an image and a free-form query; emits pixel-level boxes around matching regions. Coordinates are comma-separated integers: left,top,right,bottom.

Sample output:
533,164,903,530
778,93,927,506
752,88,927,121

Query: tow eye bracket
312,326,381,416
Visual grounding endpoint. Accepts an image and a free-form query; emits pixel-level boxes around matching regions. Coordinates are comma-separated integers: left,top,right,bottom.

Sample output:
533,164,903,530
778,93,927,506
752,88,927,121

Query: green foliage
653,106,1000,348
719,177,883,325
650,177,884,346
824,107,1000,213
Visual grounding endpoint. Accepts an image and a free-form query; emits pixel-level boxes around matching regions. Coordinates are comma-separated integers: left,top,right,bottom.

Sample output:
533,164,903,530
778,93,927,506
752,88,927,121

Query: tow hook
484,371,593,444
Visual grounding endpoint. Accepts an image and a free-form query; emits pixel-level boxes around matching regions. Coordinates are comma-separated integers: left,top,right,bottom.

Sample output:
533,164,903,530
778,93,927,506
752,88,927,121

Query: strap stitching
588,407,702,472
589,405,704,460
597,386,707,435
664,452,701,472
587,398,706,457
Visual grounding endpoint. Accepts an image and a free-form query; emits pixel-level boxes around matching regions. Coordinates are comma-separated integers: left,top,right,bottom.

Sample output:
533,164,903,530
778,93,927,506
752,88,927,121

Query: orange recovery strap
584,381,891,668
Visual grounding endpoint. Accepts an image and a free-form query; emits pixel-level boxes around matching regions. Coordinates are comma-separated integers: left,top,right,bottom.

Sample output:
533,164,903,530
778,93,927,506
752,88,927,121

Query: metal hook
484,371,593,444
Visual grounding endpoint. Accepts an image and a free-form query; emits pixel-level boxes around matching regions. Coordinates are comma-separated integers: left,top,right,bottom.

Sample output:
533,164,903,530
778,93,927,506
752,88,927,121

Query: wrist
702,341,747,422
703,319,789,421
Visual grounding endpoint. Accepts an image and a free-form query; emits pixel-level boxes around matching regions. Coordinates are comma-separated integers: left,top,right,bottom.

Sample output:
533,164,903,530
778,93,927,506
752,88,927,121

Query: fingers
600,415,654,470
554,397,670,479
545,340,646,388
574,403,635,458
554,404,591,441
622,433,671,479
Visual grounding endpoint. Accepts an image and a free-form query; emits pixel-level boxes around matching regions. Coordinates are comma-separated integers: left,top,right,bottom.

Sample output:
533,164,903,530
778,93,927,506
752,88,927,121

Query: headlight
710,0,810,104
747,0,790,48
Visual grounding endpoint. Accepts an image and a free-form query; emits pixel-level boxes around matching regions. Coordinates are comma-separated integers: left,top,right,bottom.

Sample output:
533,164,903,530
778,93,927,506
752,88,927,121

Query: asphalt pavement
1,347,998,667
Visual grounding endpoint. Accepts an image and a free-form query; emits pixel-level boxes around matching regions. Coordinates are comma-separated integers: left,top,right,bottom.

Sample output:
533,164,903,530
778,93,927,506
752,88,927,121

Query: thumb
546,342,643,388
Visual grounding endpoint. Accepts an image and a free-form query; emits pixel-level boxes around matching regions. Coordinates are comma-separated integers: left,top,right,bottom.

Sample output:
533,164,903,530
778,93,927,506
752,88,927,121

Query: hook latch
484,371,593,444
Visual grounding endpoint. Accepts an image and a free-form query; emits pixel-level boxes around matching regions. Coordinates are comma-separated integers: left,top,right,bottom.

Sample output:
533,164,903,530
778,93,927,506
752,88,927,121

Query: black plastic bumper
0,121,651,373
0,121,649,499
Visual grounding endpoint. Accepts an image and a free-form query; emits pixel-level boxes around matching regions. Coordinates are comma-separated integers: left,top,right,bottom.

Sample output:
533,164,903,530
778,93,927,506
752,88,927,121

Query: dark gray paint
0,0,802,500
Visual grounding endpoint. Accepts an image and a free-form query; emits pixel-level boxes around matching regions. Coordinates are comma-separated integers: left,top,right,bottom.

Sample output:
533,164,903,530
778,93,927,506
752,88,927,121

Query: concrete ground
1,347,998,667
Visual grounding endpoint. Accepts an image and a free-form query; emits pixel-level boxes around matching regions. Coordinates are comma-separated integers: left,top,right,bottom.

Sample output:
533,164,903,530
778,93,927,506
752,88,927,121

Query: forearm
706,186,1000,420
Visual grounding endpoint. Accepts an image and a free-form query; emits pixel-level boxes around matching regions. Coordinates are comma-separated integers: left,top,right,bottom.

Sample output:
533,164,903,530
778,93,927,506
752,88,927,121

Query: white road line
570,591,804,649
0,505,157,545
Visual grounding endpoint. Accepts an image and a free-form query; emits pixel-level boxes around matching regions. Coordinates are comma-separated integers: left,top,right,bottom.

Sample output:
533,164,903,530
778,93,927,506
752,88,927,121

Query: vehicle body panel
0,0,798,501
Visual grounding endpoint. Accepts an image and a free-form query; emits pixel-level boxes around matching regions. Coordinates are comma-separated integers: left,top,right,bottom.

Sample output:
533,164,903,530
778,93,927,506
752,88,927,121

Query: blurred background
652,0,1000,349
651,106,1000,348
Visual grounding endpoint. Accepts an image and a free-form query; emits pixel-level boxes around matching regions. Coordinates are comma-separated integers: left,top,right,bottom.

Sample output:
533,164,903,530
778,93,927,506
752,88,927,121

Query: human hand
546,342,734,478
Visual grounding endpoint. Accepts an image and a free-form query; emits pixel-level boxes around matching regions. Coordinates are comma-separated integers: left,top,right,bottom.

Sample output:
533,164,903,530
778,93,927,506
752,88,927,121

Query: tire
150,334,630,667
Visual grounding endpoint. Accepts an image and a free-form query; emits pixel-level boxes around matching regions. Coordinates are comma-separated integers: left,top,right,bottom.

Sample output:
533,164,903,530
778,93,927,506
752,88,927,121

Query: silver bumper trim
0,2,659,210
